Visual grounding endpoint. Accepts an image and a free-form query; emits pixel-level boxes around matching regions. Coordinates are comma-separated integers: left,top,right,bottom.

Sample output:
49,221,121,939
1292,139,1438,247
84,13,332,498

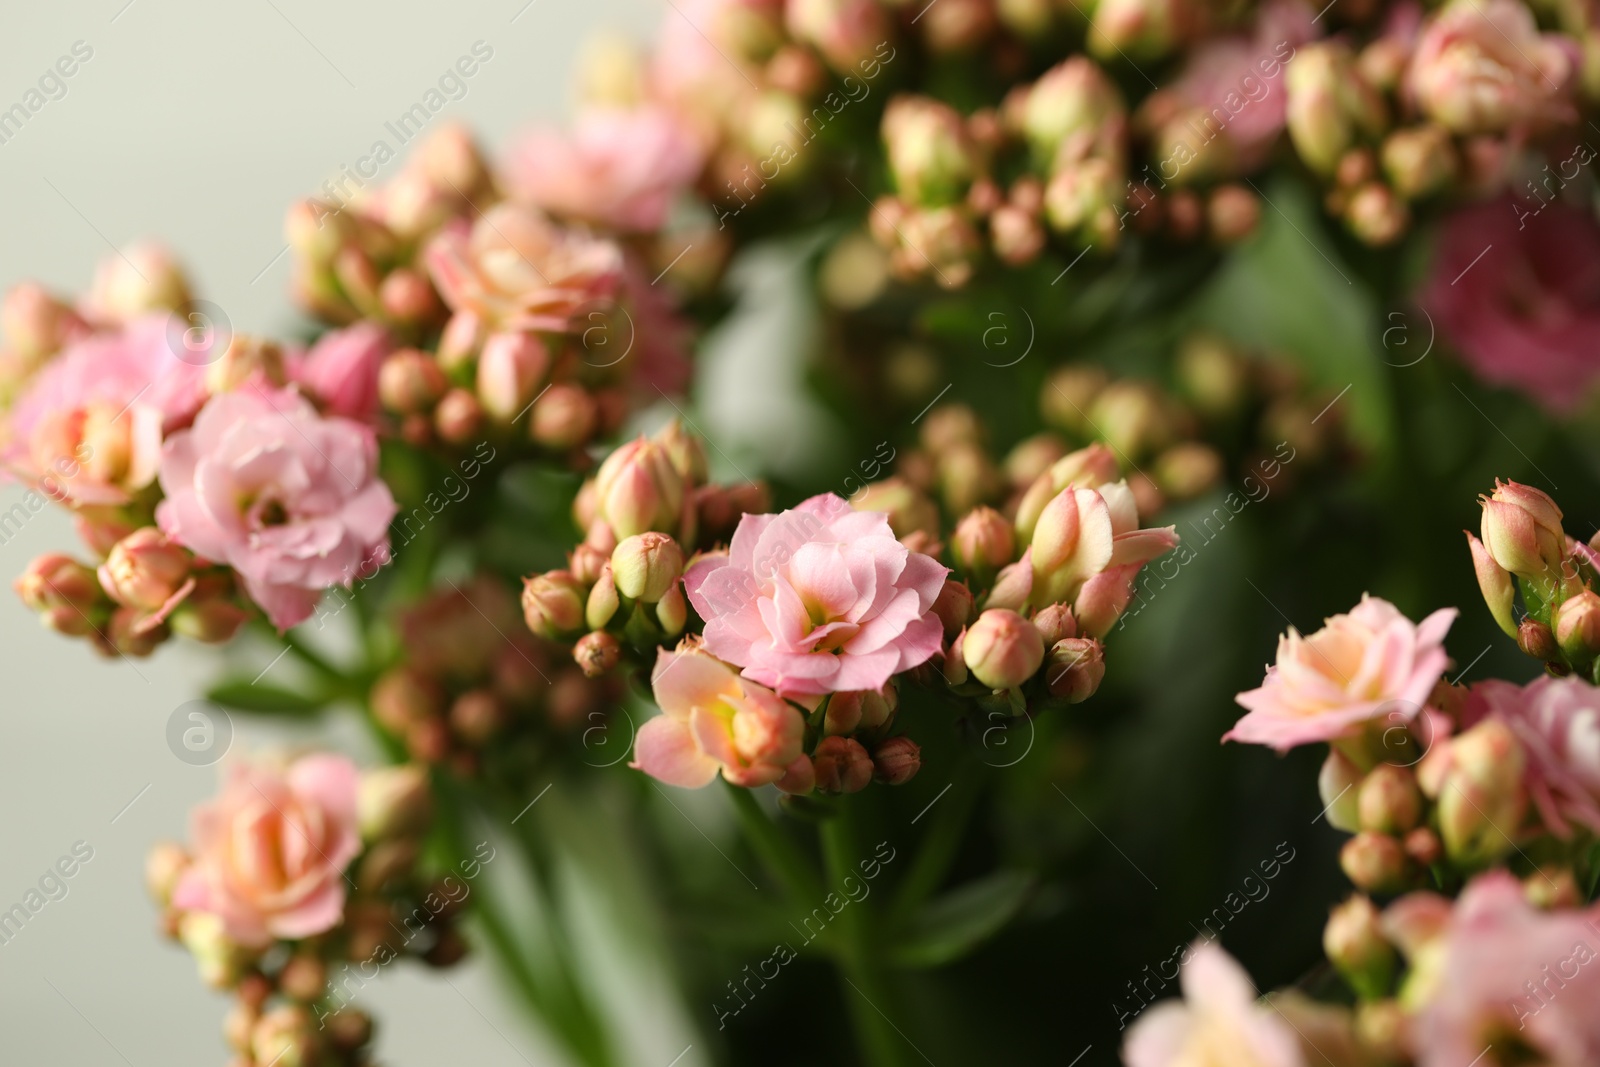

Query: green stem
725,783,824,903
893,764,981,915
821,809,908,1067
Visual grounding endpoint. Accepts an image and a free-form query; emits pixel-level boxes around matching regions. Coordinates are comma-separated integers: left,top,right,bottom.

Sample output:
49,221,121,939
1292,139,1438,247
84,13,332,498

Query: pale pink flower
1399,871,1600,1067
1226,595,1456,752
1122,940,1305,1067
4,313,211,505
505,106,706,233
1408,0,1576,135
1466,675,1600,838
155,384,397,631
1030,480,1179,631
1422,195,1600,414
79,241,192,326
632,647,805,787
423,204,625,334
172,753,361,947
291,322,392,424
685,492,948,697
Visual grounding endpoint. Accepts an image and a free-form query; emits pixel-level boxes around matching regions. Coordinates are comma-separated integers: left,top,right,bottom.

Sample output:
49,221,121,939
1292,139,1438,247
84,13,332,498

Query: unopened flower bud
1032,602,1078,646
450,689,507,745
931,578,974,638
1402,826,1442,867
991,203,1046,265
16,553,101,616
1015,57,1124,166
144,841,188,905
207,335,287,395
785,0,892,72
574,631,622,678
1176,334,1250,419
86,242,191,324
325,1008,374,1053
594,437,686,539
1355,1000,1408,1062
943,631,969,685
1438,719,1527,866
1518,618,1558,661
656,583,688,636
251,1005,317,1067
1088,0,1182,60
359,764,433,841
1318,749,1364,833
378,349,447,414
438,309,486,373
379,267,440,324
1155,442,1222,499
3,282,83,364
521,570,586,639
1555,589,1600,660
1044,157,1123,247
1205,184,1259,245
109,605,168,654
963,609,1045,690
434,388,484,445
1323,895,1396,999
776,755,817,795
1340,831,1410,894
277,954,328,1003
1358,764,1422,834
1045,637,1104,702
531,384,598,451
586,564,620,630
1465,531,1516,637
97,528,190,612
812,736,874,794
179,912,251,989
873,736,922,785
1382,125,1457,200
1285,43,1386,176
477,331,549,422
371,667,444,734
1344,182,1408,246
850,478,941,545
952,507,1015,583
883,96,977,207
612,532,684,603
1479,479,1565,579
1524,866,1582,909
1013,442,1119,540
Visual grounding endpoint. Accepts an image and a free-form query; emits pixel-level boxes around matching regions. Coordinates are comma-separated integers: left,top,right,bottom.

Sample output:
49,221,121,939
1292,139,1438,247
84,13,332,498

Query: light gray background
0,2,734,1063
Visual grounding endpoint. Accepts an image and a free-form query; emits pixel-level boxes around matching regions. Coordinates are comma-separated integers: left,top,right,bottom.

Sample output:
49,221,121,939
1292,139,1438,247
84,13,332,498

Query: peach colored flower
632,648,805,787
1122,940,1305,1067
685,492,948,697
1408,0,1576,135
1226,595,1456,752
172,753,361,947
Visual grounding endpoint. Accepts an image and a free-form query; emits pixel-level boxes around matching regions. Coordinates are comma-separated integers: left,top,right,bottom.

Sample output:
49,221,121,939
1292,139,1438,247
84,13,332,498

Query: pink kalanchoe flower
291,322,392,424
505,106,706,233
172,753,361,947
4,313,212,504
1465,675,1600,838
155,384,397,631
1396,871,1600,1067
1407,0,1576,136
1122,940,1305,1067
1226,595,1456,752
1422,195,1600,414
423,204,624,334
633,647,806,787
685,493,948,697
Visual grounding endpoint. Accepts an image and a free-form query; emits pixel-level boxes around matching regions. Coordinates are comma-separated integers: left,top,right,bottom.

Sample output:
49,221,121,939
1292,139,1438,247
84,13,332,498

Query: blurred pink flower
1466,675,1600,838
1399,871,1600,1067
632,647,805,787
1122,940,1305,1067
173,753,361,947
155,384,397,631
685,492,947,697
1407,0,1576,135
1422,195,1600,413
1226,595,1456,752
423,204,624,333
505,107,705,233
4,313,211,505
291,322,392,424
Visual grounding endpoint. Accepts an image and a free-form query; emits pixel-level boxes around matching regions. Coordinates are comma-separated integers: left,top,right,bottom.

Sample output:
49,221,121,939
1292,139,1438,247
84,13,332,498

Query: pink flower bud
434,388,484,445
1206,185,1259,245
531,384,599,451
1318,749,1364,833
438,309,487,372
1402,826,1442,867
84,242,191,324
1323,895,1396,1000
883,96,978,208
952,506,1015,583
1464,531,1516,637
657,583,688,636
931,577,975,638
1013,443,1119,540
97,528,191,613
586,564,621,630
1382,125,1457,200
450,689,508,745
1339,831,1411,895
813,735,875,794
379,267,442,325
476,331,550,422
1358,764,1422,834
251,1005,318,1067
1517,618,1558,661
1409,0,1575,135
1088,0,1183,61
178,912,252,989
776,754,817,795
1555,589,1600,660
1438,719,1527,865
1285,43,1386,176
1014,57,1124,167
594,437,687,539
1043,156,1124,247
786,0,892,72
1032,602,1078,646
358,764,433,841
612,532,685,603
991,203,1046,265
873,736,922,785
963,608,1045,690
206,335,287,396
378,348,448,414
1344,182,1409,247
521,570,586,639
16,553,101,614
3,282,85,364
575,631,623,678
370,667,445,735
652,417,709,485
145,841,189,906
1045,636,1104,702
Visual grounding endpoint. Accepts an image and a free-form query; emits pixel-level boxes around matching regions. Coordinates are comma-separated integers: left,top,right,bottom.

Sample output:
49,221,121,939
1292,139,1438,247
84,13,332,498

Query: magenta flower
173,753,361,947
1122,940,1305,1067
155,384,397,631
505,106,705,233
1466,675,1600,838
1422,195,1600,414
685,493,948,697
291,322,392,424
1226,595,1456,752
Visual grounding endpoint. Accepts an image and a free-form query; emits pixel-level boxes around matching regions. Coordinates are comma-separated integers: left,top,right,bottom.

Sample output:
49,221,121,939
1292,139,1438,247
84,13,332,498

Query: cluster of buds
15,529,247,657
1468,480,1600,680
523,421,769,678
148,760,452,1067
935,441,1179,710
371,576,621,776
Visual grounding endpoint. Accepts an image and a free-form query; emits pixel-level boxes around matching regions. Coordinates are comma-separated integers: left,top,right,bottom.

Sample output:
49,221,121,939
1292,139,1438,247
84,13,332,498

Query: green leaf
206,680,327,716
887,869,1036,969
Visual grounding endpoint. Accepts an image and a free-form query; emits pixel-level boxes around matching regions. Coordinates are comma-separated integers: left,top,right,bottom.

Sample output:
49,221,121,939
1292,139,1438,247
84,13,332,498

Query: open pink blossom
4,313,212,504
1396,871,1600,1067
1465,675,1600,838
172,753,361,947
632,647,806,787
1407,0,1576,135
685,492,948,697
1226,595,1456,752
423,204,624,333
1422,195,1600,414
505,107,705,233
1122,940,1305,1067
155,384,397,631
291,322,392,424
